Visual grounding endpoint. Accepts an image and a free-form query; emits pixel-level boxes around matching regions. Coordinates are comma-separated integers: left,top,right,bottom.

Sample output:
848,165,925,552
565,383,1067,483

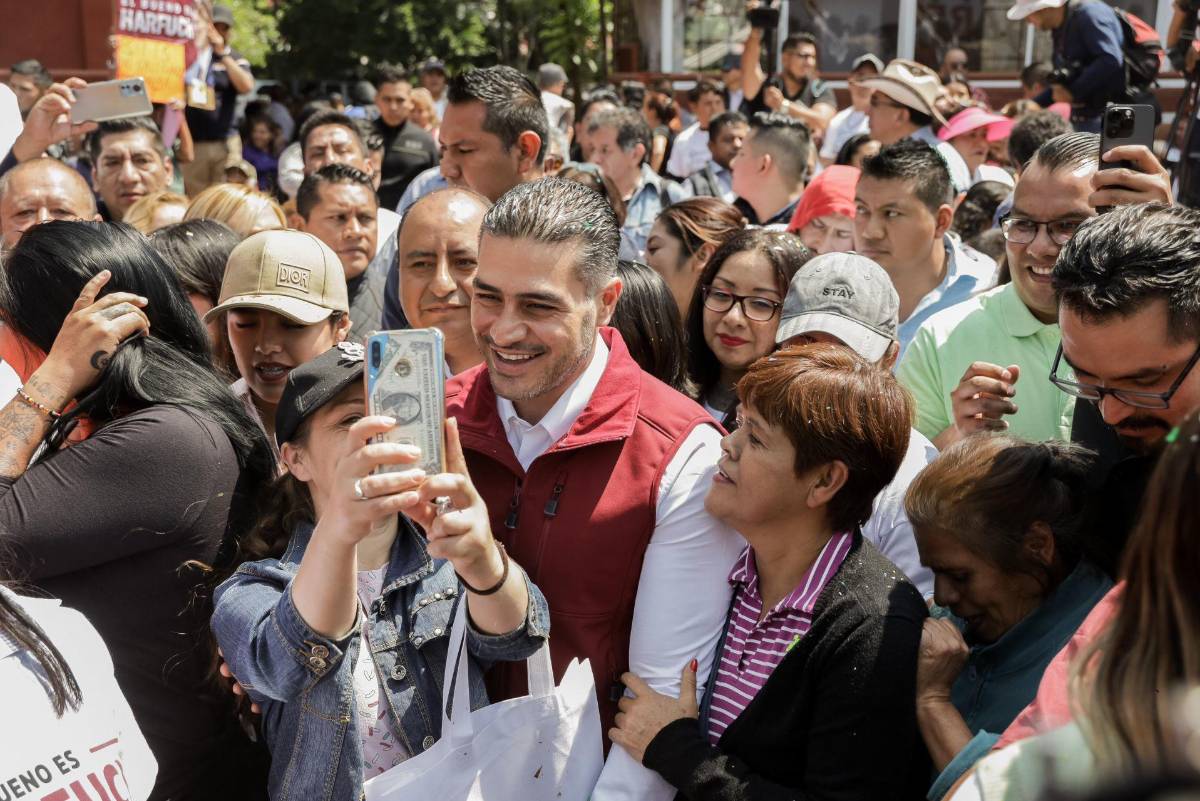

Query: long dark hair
149,219,238,307
612,260,695,395
684,228,812,402
0,221,274,565
148,219,241,378
0,589,81,716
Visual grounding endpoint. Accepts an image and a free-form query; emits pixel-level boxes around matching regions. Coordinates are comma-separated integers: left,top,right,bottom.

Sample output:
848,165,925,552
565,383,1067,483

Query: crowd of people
1,0,1200,799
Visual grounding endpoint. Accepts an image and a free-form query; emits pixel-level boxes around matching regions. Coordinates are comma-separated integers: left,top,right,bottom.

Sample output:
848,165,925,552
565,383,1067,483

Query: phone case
70,79,154,124
1099,104,1155,171
365,329,446,476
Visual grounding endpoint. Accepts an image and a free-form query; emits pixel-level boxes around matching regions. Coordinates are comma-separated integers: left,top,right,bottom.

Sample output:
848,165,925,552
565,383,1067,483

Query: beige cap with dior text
205,229,350,325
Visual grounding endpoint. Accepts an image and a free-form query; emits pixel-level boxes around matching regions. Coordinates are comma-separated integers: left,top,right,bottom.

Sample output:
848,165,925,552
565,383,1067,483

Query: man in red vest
446,177,743,800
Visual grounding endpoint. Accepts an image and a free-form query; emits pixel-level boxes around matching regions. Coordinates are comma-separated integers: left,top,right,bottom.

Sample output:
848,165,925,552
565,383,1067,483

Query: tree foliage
267,0,493,80
256,0,610,89
221,0,280,69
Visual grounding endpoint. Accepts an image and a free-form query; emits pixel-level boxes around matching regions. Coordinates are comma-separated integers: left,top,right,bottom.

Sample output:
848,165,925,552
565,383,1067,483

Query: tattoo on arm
89,351,110,370
0,373,71,481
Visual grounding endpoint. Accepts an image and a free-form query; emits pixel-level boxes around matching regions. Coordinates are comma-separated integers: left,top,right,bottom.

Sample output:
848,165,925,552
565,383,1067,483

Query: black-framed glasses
1049,342,1200,410
701,285,781,322
1000,216,1084,246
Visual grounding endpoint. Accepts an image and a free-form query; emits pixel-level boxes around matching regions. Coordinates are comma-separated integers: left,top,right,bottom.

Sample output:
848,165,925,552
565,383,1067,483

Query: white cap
1006,0,1068,21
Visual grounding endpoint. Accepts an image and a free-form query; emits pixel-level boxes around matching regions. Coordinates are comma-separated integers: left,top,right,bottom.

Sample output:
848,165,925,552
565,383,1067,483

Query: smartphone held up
365,330,446,477
1099,104,1155,172
68,78,153,124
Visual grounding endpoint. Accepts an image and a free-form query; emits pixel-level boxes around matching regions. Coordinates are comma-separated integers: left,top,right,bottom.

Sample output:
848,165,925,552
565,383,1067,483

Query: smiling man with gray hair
446,176,743,800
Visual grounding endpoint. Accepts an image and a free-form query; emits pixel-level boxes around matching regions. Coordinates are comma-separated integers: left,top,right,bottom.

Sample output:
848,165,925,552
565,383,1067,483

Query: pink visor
938,107,1012,143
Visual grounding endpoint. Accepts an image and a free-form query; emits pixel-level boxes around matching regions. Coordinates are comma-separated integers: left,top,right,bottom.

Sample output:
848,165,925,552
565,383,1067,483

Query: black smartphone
1099,104,1155,171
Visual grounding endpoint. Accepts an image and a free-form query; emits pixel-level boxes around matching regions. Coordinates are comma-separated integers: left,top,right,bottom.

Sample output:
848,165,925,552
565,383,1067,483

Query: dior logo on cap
277,263,311,291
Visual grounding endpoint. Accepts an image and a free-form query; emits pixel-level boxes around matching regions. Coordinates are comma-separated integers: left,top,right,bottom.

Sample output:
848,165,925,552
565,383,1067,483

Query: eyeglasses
868,95,906,110
702,285,781,322
1000,216,1084,246
1049,342,1200,410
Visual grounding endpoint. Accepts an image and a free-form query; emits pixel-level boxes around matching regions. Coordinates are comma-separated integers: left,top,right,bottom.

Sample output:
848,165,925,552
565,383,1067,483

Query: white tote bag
363,600,604,801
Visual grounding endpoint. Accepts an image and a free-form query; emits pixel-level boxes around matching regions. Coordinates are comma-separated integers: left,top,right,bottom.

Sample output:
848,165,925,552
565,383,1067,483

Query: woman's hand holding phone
322,416,427,546
398,418,505,592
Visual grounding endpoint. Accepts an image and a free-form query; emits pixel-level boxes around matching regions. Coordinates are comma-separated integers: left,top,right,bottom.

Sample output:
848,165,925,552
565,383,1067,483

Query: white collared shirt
666,122,713,179
494,336,745,801
497,336,610,472
0,589,157,800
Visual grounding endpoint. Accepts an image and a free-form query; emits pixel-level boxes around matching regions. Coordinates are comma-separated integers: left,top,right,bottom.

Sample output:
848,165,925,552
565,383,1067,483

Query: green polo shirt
897,282,1075,443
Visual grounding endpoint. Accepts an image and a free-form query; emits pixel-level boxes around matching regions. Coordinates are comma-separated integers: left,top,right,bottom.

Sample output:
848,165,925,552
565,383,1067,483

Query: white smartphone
365,329,447,476
69,78,153,124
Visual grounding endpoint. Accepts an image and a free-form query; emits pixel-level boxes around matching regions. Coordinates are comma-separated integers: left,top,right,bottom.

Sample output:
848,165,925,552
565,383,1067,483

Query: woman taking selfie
206,229,352,446
0,220,274,799
212,345,549,799
904,435,1113,799
685,229,811,424
610,344,930,799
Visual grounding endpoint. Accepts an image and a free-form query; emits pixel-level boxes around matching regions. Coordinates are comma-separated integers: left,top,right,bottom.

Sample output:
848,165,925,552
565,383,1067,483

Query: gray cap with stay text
775,252,899,363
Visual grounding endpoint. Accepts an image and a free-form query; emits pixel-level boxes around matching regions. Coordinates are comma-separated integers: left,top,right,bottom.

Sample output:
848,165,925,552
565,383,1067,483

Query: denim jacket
211,517,550,801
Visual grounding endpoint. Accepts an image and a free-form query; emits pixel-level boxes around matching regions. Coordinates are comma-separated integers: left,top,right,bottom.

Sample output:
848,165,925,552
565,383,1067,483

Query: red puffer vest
445,328,718,742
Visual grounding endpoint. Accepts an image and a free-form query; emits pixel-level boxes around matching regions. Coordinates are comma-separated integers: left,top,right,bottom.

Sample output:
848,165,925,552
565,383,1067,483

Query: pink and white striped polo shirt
707,531,853,744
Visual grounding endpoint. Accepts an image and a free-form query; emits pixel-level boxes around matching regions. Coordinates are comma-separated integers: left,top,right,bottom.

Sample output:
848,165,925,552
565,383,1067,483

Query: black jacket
643,534,930,801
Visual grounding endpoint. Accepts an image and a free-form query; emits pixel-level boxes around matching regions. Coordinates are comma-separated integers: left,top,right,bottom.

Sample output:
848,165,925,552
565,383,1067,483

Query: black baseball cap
274,342,365,447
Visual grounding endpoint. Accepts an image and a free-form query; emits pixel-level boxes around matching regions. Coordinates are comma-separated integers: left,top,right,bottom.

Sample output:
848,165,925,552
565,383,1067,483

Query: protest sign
113,0,197,105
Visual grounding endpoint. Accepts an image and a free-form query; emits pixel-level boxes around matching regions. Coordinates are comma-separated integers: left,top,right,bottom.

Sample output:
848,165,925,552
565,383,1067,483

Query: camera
1104,106,1137,139
1046,66,1077,86
747,0,781,30
371,340,382,369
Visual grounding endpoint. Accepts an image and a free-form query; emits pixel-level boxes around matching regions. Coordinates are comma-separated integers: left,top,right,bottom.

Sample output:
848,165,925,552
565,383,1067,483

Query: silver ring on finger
354,478,368,501
435,496,454,516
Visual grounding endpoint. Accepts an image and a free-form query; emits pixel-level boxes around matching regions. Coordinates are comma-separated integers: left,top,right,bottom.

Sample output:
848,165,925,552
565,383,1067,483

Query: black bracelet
457,540,509,596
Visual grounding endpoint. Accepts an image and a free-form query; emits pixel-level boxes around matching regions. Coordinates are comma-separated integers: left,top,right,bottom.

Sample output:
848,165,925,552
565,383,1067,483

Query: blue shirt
897,233,997,362
211,517,549,801
396,165,449,215
1034,0,1125,119
927,560,1114,800
621,163,691,260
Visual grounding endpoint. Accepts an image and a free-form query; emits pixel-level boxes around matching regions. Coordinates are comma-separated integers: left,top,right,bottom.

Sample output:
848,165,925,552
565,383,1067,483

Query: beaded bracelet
457,540,510,596
15,387,61,420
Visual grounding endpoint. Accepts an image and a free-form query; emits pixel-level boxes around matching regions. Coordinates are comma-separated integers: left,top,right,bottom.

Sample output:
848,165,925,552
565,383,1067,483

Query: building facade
630,0,1172,80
